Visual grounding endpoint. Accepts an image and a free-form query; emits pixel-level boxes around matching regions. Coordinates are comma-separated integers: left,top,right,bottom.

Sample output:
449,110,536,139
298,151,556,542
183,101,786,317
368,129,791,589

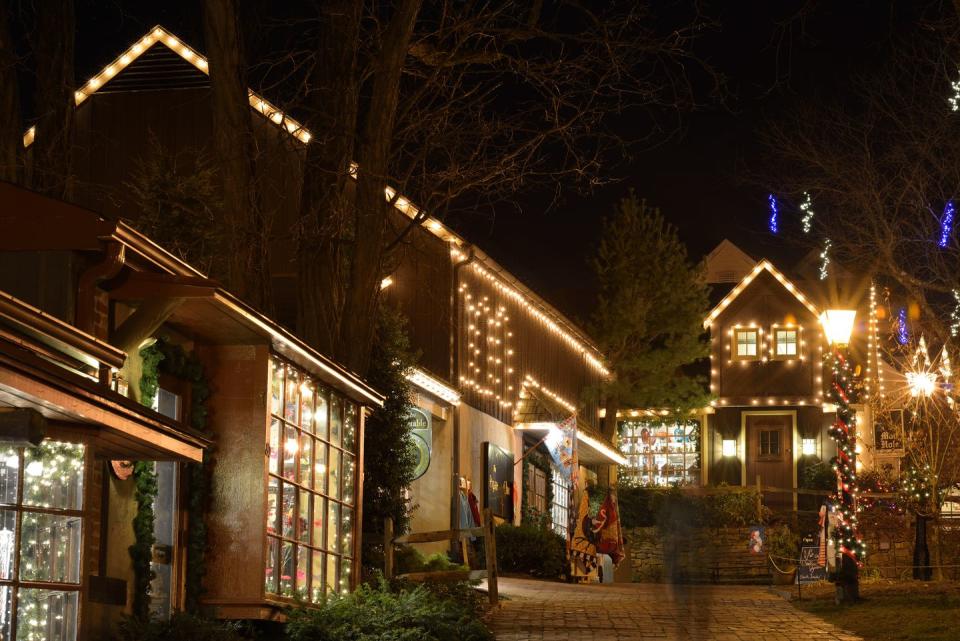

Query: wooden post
483,507,498,606
384,517,394,580
756,475,763,523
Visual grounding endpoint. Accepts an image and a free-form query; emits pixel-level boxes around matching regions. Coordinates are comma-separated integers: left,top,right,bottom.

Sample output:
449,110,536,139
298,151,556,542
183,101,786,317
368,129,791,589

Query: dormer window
734,328,759,360
773,328,799,358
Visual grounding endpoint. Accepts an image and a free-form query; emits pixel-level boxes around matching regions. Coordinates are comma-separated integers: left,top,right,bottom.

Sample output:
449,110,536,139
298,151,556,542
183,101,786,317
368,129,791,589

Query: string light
952,290,960,338
940,201,955,248
897,308,909,345
768,194,779,234
800,192,815,233
819,238,831,280
950,71,960,112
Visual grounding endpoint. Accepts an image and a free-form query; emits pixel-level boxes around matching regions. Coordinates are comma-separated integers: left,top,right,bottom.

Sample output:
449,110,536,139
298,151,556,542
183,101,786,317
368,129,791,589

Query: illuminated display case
619,419,700,486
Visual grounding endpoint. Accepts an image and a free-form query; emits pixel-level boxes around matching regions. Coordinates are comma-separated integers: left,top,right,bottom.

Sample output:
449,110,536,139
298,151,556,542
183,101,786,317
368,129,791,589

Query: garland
130,460,157,621
134,337,212,616
521,446,555,528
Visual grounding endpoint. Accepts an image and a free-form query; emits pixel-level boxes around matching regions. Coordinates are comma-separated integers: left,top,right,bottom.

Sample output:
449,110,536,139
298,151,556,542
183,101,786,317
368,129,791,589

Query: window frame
771,325,801,360
0,439,87,641
265,356,360,604
732,328,761,361
757,428,783,461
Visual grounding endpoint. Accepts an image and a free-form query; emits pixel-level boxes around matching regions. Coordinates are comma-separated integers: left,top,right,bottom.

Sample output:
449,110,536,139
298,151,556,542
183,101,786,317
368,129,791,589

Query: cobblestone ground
486,578,862,641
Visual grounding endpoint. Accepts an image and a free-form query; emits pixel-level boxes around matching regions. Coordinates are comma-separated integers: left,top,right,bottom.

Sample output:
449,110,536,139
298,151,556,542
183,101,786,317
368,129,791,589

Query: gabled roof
21,25,609,377
703,259,821,329
704,239,755,284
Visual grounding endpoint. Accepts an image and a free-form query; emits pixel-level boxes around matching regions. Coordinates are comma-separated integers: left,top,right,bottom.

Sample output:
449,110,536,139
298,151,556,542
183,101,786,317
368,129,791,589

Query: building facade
0,183,383,638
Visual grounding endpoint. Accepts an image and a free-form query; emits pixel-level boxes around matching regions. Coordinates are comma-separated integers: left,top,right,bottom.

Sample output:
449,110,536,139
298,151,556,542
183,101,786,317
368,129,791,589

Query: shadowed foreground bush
285,577,492,641
114,613,251,641
495,523,567,578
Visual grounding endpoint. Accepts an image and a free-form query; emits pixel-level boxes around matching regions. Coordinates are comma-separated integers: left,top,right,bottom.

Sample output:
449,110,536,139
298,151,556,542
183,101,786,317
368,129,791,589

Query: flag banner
595,489,626,566
547,415,578,486
570,490,598,571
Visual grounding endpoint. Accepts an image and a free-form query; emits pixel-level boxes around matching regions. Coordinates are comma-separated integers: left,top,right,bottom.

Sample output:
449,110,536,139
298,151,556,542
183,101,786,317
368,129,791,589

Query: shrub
495,523,566,578
765,522,800,562
615,485,771,531
285,577,492,641
396,547,466,574
114,614,250,641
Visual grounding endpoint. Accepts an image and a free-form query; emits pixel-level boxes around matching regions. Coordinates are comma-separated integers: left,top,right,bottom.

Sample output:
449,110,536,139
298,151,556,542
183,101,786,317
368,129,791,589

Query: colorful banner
595,490,625,566
570,491,598,571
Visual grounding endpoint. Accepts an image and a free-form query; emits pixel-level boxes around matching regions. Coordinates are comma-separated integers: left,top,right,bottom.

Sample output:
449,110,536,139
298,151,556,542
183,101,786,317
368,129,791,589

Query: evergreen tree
361,306,418,569
589,194,710,440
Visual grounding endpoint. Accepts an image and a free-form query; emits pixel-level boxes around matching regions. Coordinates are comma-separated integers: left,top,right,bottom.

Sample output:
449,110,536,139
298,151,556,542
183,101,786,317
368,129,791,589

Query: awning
514,384,625,466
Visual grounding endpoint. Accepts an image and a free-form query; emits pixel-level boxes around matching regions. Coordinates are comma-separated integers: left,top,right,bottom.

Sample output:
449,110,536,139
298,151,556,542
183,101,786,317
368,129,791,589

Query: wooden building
16,24,620,572
0,182,382,638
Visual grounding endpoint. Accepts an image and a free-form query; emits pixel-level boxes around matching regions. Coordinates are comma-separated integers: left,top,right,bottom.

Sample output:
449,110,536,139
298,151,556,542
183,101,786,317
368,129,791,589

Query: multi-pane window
526,467,547,517
0,441,85,641
266,357,358,602
774,328,798,357
619,420,700,486
550,476,570,539
735,329,759,359
759,429,781,458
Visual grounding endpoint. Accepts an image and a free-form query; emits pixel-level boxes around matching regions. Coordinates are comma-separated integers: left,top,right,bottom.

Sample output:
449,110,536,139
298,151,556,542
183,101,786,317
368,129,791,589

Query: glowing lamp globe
820,309,856,346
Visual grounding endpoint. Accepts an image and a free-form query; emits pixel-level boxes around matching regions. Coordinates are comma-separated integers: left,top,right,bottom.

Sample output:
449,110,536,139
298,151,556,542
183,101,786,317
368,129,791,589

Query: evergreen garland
826,349,865,571
133,337,212,616
130,460,158,621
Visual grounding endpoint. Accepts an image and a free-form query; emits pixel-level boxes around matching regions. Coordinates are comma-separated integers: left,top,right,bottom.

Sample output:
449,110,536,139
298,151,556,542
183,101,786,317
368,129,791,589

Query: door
745,414,793,513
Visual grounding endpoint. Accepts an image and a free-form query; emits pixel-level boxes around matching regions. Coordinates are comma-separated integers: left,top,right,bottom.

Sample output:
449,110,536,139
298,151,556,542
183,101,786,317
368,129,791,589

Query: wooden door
745,414,793,513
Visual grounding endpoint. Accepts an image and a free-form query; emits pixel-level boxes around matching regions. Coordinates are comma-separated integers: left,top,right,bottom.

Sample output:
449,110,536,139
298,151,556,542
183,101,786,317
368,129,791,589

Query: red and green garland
827,350,866,566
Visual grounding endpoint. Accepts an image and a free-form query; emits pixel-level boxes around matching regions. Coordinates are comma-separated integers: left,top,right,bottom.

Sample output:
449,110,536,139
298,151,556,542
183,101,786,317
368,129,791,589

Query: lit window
722,439,737,457
774,328,798,357
266,357,359,601
802,438,816,456
0,441,85,641
735,329,759,359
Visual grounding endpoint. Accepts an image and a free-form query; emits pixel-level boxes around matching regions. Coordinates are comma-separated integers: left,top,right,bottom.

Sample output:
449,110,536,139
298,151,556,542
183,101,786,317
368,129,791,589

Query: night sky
63,1,943,324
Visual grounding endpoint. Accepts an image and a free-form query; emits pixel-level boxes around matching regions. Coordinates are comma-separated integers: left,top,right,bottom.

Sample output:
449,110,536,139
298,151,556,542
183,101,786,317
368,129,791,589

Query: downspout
450,246,476,536
77,241,125,384
76,240,125,335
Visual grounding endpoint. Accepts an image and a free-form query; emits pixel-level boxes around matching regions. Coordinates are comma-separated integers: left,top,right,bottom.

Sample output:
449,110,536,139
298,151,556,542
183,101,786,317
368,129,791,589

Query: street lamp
820,308,860,603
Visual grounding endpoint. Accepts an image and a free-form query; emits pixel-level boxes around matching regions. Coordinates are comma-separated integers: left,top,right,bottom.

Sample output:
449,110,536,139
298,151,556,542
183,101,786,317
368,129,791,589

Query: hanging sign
406,407,432,481
874,409,904,453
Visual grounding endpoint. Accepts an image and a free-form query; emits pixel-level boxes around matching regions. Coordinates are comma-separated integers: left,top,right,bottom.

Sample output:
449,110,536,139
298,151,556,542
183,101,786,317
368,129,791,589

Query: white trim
406,368,460,406
704,259,821,329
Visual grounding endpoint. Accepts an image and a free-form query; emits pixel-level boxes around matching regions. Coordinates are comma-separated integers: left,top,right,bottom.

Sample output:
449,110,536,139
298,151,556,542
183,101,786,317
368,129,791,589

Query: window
619,420,700,485
774,328,798,357
734,329,759,359
0,441,85,641
551,476,570,539
526,466,547,517
758,429,782,458
266,358,359,602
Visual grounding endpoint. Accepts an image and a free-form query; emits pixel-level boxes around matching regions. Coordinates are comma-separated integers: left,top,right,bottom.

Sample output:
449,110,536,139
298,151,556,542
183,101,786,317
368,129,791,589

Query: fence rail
384,507,499,606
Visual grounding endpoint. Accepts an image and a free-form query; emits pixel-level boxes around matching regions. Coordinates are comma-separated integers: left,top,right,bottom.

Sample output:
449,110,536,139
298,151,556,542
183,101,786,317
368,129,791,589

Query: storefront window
619,419,700,486
265,357,359,601
0,440,85,641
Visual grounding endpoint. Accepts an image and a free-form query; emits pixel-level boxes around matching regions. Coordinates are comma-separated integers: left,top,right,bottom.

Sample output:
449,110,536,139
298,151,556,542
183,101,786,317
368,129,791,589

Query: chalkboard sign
874,409,904,453
798,545,826,584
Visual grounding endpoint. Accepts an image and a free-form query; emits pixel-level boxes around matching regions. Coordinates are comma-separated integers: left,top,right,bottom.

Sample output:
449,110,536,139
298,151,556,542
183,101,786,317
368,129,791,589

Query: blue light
940,201,955,248
897,307,909,345
768,194,779,234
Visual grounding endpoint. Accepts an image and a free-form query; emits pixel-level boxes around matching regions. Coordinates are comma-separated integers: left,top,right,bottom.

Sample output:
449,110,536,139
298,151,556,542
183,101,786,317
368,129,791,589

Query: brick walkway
486,578,862,641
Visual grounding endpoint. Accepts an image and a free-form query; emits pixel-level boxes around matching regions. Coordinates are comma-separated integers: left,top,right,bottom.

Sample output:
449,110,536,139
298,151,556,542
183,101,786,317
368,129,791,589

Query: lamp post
820,309,861,603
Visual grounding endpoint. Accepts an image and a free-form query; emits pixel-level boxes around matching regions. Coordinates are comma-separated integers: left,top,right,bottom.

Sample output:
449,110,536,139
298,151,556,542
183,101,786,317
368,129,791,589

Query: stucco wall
458,404,522,525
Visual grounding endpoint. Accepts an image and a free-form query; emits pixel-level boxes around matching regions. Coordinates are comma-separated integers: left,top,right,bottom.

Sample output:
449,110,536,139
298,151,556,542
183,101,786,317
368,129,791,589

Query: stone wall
624,526,769,584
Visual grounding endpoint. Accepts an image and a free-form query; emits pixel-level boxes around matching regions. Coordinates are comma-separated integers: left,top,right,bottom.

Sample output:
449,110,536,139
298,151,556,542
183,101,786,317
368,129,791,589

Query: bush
615,485,771,530
114,614,250,641
396,547,466,574
495,523,567,578
766,522,800,562
285,577,492,641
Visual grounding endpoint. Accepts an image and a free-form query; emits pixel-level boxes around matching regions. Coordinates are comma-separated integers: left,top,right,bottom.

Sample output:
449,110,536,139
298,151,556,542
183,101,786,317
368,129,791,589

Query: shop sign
874,409,904,453
798,545,826,584
407,407,432,481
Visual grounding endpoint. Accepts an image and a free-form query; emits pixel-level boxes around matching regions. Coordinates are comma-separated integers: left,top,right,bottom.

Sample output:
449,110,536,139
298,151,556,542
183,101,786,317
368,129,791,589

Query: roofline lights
703,260,821,329
406,368,461,406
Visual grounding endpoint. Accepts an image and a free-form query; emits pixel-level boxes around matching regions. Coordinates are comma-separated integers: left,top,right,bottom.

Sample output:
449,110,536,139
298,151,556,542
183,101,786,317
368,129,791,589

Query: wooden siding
711,270,823,405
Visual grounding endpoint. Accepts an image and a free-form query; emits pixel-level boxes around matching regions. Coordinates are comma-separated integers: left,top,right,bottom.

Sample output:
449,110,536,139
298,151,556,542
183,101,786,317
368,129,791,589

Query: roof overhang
514,421,627,466
704,259,821,329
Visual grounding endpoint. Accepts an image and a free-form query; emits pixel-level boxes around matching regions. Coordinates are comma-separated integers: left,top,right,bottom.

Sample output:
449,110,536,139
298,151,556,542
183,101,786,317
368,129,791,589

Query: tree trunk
601,392,620,442
337,0,421,373
203,0,271,311
0,0,20,182
29,0,74,198
296,0,361,356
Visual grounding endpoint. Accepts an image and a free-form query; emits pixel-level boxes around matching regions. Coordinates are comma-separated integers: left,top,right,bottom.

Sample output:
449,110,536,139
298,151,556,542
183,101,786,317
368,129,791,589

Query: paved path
487,578,861,641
